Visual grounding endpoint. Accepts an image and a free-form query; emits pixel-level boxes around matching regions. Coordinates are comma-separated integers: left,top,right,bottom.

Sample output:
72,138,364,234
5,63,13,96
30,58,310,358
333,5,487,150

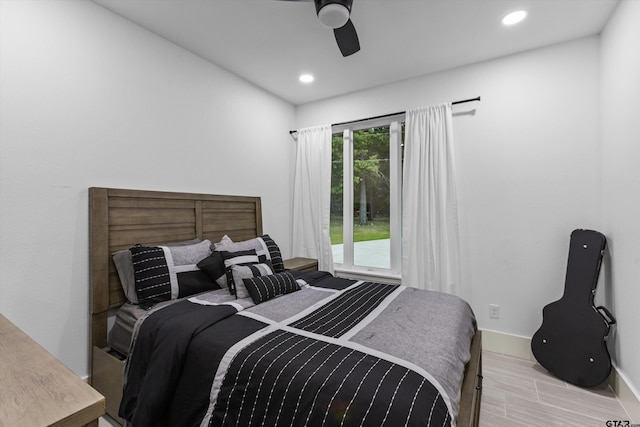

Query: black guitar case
531,229,616,388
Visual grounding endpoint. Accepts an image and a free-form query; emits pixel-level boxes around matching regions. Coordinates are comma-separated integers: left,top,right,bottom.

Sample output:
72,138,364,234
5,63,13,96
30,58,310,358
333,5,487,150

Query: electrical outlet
489,304,500,319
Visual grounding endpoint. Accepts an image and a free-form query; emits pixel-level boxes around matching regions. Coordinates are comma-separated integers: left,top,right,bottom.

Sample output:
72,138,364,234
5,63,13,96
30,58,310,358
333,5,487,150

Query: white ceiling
91,0,619,106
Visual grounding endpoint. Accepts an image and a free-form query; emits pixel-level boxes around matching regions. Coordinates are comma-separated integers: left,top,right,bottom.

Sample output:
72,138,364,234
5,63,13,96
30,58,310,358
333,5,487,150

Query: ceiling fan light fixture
317,3,350,29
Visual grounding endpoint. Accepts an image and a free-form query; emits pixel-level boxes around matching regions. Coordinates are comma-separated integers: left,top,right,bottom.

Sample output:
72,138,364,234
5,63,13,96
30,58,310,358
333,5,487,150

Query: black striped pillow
261,234,285,273
130,243,218,309
130,245,172,308
243,271,300,304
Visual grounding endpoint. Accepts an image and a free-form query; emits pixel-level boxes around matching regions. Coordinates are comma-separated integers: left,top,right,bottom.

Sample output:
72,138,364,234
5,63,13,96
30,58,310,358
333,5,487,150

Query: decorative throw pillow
261,235,285,273
129,241,216,308
220,249,260,295
113,238,204,304
130,245,172,308
229,263,275,299
243,271,300,304
197,251,227,288
214,235,285,273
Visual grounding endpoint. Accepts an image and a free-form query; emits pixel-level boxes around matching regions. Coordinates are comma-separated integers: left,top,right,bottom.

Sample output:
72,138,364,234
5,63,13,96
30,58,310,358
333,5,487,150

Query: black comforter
120,274,465,427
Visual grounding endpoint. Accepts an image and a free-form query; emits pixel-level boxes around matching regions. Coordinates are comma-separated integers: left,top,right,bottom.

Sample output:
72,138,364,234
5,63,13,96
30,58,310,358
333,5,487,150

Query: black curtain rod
289,96,481,135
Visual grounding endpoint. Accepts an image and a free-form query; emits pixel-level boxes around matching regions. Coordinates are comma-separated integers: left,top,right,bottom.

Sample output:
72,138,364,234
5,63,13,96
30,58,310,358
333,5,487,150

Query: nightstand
283,257,318,272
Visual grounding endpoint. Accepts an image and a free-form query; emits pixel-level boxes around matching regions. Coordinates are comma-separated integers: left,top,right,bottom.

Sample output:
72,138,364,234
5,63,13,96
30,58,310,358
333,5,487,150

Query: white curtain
291,124,334,274
402,104,461,295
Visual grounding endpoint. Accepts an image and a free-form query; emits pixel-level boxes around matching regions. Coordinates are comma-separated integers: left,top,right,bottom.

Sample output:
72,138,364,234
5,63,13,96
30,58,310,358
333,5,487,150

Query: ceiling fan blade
334,18,360,57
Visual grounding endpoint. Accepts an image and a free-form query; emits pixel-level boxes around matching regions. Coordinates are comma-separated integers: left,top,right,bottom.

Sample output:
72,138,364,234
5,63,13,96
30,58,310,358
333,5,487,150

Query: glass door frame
332,115,404,276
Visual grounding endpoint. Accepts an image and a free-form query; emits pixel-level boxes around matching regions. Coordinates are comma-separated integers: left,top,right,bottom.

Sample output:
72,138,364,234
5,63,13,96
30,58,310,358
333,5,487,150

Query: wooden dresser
0,314,105,426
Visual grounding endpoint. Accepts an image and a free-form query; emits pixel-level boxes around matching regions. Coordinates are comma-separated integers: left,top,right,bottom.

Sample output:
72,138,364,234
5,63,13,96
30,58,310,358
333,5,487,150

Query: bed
88,187,482,427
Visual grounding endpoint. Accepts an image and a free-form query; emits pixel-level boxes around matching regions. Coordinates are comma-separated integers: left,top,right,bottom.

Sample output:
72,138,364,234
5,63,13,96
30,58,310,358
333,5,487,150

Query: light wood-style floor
481,350,631,426
100,349,632,427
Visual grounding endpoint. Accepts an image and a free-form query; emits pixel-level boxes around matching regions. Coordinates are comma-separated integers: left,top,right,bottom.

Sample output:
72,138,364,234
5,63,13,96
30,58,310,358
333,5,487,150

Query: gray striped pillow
230,263,275,299
221,249,260,295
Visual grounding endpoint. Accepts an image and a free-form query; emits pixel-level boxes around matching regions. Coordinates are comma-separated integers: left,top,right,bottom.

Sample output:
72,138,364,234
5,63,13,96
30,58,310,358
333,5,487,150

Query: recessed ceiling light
299,74,314,83
502,10,527,26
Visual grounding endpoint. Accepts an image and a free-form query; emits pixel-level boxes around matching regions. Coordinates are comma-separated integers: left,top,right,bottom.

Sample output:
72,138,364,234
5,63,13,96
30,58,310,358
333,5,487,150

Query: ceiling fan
278,0,360,57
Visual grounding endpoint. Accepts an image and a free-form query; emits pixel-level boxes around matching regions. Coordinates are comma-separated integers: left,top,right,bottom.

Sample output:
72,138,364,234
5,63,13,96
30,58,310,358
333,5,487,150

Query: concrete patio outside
331,238,391,269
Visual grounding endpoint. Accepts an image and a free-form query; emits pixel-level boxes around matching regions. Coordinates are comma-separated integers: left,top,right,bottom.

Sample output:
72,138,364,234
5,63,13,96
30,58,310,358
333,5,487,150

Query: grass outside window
330,216,390,245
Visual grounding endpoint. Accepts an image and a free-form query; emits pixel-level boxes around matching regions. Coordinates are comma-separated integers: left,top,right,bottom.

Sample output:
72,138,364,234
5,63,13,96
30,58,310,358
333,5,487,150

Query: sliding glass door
330,117,403,275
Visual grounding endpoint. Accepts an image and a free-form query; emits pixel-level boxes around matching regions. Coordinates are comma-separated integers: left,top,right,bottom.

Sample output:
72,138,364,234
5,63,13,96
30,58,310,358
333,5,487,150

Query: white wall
0,0,295,377
297,36,602,338
601,0,640,403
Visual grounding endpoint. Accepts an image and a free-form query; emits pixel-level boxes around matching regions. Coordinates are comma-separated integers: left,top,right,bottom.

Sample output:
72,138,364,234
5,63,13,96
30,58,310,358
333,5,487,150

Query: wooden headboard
88,187,263,350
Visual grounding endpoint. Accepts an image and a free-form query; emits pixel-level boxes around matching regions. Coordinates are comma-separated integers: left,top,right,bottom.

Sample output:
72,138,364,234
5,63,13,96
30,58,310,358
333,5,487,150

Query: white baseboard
481,329,535,361
480,329,640,422
609,364,640,423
